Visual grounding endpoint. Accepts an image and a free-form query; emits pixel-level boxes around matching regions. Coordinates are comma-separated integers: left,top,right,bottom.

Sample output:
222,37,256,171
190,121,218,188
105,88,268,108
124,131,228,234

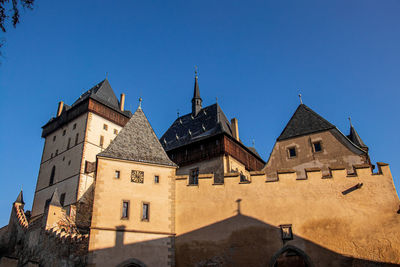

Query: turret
44,188,65,229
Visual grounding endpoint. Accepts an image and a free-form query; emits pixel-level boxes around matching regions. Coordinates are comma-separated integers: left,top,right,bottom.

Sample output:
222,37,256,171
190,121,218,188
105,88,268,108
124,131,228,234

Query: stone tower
31,79,131,220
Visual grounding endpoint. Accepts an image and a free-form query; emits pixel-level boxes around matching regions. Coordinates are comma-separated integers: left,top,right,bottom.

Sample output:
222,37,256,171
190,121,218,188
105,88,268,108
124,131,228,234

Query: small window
67,138,71,149
75,133,79,145
288,147,296,158
114,129,118,135
189,168,199,185
240,171,248,182
313,141,322,152
53,135,56,142
122,201,129,219
154,175,159,184
115,170,120,179
49,166,55,185
73,123,77,130
103,124,108,131
55,149,58,156
60,193,66,207
142,203,149,221
62,129,66,136
68,160,71,166
100,135,104,147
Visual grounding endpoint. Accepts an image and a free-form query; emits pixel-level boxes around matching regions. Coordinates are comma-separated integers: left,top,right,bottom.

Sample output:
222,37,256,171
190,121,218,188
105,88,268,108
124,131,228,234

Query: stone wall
175,162,400,266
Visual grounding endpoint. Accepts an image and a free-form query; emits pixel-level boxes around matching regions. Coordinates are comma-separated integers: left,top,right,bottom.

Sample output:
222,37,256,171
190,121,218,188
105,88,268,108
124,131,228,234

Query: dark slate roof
98,108,177,167
15,190,24,204
50,188,62,207
277,104,335,141
160,103,233,151
348,124,367,149
72,79,132,117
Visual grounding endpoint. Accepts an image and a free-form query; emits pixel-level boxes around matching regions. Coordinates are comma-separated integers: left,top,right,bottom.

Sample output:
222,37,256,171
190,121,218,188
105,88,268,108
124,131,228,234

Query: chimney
120,93,125,111
57,101,64,117
231,118,239,141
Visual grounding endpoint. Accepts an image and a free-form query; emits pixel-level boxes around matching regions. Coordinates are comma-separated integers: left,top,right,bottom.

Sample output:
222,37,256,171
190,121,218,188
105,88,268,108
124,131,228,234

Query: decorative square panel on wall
131,170,144,183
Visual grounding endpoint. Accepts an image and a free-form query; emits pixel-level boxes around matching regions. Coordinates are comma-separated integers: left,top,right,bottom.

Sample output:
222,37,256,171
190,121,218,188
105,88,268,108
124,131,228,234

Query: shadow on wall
90,201,400,267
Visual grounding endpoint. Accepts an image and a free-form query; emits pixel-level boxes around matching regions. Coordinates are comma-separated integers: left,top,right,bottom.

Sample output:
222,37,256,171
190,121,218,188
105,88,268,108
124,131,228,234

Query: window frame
312,141,323,153
141,202,150,222
154,175,160,184
287,146,297,159
115,170,121,179
189,168,199,185
121,200,130,220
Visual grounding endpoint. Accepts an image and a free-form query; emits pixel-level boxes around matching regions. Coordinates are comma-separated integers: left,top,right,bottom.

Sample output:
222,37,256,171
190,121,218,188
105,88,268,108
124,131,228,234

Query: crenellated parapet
175,162,393,187
14,203,29,229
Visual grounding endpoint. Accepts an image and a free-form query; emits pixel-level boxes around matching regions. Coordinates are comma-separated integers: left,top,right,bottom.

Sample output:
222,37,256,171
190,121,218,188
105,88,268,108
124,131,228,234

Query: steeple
15,190,24,205
49,188,62,207
348,117,368,151
191,67,202,116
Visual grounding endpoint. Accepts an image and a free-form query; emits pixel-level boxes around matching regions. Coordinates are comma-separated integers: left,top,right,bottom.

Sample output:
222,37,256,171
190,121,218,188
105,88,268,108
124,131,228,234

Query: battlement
175,162,392,187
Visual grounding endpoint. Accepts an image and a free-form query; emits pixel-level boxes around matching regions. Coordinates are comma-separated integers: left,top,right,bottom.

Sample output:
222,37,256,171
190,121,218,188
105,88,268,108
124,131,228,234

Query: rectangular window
100,135,104,147
189,168,199,185
60,193,66,207
114,129,118,135
122,201,129,219
62,129,66,136
103,124,108,131
75,133,79,145
313,141,322,152
115,170,120,179
288,147,296,158
142,202,149,221
154,175,159,184
67,138,71,149
73,123,77,130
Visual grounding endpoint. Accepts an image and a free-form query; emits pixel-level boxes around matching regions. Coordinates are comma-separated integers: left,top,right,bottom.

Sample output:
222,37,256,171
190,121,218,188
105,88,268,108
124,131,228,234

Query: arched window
49,166,55,186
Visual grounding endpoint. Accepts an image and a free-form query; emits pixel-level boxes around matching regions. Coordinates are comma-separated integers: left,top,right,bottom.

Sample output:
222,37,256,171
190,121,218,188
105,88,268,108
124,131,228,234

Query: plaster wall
264,130,367,178
175,164,400,266
88,157,176,267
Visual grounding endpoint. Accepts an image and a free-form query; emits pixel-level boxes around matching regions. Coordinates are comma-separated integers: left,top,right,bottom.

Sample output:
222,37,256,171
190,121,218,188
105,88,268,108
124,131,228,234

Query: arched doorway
269,245,313,267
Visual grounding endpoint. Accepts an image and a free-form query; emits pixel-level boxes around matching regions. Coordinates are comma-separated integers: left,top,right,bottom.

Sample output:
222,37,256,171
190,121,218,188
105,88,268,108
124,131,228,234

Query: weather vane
195,65,198,77
348,117,352,126
138,97,143,109
298,93,303,104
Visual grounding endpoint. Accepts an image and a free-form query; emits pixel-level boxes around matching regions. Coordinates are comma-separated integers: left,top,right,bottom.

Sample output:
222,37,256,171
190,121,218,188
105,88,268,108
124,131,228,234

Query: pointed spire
192,66,202,116
15,190,24,204
348,117,368,150
49,188,62,207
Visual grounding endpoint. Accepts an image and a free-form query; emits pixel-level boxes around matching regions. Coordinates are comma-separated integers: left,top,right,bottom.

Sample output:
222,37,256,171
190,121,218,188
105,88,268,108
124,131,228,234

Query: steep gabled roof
277,104,335,141
160,103,233,151
98,108,177,167
348,124,367,149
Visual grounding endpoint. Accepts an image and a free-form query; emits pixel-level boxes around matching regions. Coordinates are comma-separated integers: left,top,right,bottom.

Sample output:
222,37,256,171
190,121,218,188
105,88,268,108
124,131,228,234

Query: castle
0,73,399,267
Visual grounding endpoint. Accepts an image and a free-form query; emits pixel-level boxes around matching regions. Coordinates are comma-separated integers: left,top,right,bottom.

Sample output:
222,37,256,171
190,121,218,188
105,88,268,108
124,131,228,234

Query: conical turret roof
98,107,177,167
15,190,24,204
49,188,62,207
348,123,367,149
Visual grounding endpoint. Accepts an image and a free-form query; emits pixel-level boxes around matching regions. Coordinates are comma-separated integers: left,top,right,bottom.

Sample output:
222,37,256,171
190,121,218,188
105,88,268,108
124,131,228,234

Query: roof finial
138,97,143,109
252,139,255,147
298,93,303,104
348,116,353,127
195,65,198,78
105,72,108,79
177,109,180,118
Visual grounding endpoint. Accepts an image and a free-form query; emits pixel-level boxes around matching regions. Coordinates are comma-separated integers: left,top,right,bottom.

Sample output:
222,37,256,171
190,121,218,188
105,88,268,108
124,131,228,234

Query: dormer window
288,147,297,158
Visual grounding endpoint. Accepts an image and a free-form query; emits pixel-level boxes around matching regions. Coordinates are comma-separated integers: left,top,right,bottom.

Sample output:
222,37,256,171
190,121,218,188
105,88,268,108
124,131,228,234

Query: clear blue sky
0,0,399,226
